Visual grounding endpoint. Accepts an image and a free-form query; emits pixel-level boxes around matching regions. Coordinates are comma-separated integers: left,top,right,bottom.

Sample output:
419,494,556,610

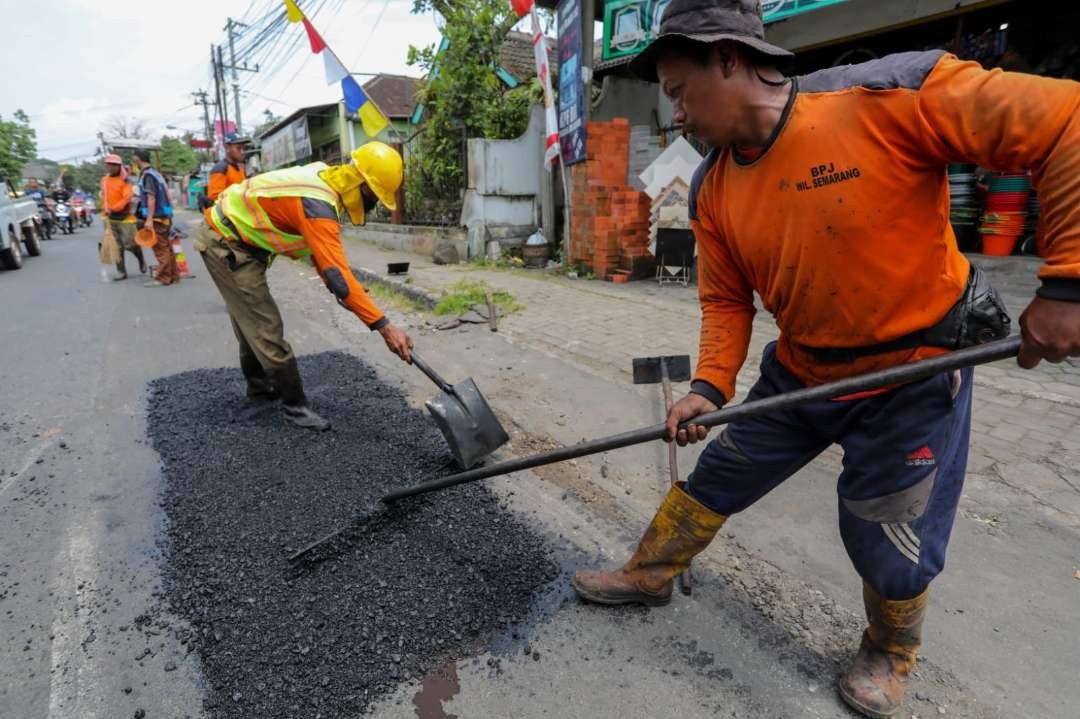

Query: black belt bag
801,266,1012,364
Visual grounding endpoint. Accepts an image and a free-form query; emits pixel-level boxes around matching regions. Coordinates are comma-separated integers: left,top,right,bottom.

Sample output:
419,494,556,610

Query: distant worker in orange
207,132,250,203
100,154,146,278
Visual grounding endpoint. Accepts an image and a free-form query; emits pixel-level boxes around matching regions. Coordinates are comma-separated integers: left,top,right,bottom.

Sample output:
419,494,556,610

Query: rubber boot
837,584,928,719
271,361,330,431
572,483,726,606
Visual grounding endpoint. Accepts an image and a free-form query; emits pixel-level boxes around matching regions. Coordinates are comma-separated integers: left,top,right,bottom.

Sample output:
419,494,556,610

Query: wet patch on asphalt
147,350,559,718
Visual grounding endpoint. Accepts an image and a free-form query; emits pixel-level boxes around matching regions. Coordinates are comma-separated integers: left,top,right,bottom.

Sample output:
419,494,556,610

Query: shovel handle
411,352,453,393
381,337,1021,503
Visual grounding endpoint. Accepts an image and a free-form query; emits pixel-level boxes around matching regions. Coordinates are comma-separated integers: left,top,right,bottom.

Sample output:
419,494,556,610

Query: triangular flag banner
510,0,533,17
341,75,367,113
323,49,350,85
302,17,326,53
283,0,304,23
358,102,390,137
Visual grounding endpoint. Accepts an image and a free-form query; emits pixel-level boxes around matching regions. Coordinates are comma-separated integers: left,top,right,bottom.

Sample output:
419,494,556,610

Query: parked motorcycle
55,202,75,234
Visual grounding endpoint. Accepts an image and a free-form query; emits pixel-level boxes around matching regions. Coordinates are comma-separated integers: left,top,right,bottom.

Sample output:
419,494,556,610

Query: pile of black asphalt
148,350,559,718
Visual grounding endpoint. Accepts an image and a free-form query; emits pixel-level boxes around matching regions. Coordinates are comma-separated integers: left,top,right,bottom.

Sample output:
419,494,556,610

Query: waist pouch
802,266,1012,363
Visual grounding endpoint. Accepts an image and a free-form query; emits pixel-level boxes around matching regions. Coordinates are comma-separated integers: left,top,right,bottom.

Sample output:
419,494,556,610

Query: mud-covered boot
838,584,928,718
572,483,726,606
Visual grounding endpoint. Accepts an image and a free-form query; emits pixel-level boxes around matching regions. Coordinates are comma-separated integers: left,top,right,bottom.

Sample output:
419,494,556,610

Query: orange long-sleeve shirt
100,174,134,219
207,160,246,201
203,196,386,328
689,51,1080,404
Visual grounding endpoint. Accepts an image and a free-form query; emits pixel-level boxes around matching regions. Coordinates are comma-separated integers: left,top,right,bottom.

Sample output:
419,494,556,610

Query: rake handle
382,337,1022,504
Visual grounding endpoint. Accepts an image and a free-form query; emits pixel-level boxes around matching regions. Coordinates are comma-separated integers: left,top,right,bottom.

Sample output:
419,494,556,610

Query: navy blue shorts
687,342,972,600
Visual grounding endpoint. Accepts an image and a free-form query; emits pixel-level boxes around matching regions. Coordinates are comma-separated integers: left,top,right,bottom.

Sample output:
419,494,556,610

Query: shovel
287,338,1019,564
633,354,693,594
411,351,510,470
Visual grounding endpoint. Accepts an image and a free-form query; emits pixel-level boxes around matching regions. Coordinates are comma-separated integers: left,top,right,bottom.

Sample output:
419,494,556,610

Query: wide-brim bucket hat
630,0,793,83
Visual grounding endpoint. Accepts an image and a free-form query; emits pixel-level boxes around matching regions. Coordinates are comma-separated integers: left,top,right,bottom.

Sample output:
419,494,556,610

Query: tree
0,110,38,181
159,135,199,175
253,109,282,139
406,0,541,201
104,116,150,140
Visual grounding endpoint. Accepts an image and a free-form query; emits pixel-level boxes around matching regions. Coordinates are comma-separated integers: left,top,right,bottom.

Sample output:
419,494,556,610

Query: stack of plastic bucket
979,173,1031,256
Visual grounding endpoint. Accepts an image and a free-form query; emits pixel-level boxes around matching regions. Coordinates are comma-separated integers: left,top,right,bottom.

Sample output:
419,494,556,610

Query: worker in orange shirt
100,154,146,278
571,2,1080,717
193,141,413,431
206,132,249,202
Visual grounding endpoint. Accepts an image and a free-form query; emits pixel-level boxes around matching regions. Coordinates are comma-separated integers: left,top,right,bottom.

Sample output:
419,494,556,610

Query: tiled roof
499,31,556,83
361,74,424,119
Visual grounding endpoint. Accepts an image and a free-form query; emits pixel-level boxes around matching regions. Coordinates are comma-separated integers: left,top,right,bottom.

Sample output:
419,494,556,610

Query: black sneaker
281,404,331,431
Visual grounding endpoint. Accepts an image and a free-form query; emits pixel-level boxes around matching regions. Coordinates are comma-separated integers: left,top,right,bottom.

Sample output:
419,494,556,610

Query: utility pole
192,90,213,147
223,18,260,136
210,45,225,159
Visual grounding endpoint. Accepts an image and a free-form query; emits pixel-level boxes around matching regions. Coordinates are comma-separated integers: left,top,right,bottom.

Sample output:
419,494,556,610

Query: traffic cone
170,230,194,278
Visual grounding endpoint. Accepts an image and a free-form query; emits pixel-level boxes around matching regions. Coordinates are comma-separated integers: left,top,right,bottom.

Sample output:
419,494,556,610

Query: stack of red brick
569,119,655,280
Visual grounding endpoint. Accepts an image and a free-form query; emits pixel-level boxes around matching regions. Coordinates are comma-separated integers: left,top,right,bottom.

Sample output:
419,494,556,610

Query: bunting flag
284,0,304,22
302,18,326,53
511,0,533,17
529,6,560,169
280,0,390,138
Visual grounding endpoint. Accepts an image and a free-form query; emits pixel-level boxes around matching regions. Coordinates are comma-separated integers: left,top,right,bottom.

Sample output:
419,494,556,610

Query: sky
0,0,445,165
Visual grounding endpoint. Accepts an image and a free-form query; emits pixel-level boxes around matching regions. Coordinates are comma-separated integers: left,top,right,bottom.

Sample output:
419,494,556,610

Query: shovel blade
425,378,509,469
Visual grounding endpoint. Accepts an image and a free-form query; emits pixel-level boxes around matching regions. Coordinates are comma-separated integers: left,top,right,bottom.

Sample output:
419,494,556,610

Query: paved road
1,214,1075,718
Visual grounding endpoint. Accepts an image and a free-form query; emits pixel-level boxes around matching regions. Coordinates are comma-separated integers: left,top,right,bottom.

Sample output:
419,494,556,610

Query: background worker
194,141,413,431
132,149,179,287
571,1,1080,718
100,154,146,278
207,132,249,202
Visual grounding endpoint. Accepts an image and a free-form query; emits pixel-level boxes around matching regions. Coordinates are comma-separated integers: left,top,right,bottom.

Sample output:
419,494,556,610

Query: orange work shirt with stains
207,160,246,201
203,197,386,329
689,51,1080,404
100,175,134,219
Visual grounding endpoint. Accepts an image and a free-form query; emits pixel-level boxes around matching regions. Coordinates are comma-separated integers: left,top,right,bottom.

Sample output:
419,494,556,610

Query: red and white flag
529,6,560,169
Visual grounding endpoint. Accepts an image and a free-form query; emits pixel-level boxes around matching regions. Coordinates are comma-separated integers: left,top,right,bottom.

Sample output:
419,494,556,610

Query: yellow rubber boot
572,483,726,606
838,584,928,718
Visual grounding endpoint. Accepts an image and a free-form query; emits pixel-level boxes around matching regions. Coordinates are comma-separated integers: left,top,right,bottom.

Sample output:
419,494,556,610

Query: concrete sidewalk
340,230,1080,717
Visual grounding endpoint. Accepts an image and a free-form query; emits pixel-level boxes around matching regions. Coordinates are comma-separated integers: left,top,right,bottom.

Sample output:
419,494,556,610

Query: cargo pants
194,223,306,404
149,218,180,285
687,342,972,601
107,219,145,276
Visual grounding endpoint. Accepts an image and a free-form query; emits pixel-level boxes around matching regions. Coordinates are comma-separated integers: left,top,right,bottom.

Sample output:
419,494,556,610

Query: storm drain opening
148,351,559,718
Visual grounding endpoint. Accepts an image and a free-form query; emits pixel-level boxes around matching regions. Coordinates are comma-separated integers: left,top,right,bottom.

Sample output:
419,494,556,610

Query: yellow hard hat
351,141,403,210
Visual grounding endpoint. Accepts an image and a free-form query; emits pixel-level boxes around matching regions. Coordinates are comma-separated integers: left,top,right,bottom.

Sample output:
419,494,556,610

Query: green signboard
601,0,669,62
601,0,849,62
762,0,849,23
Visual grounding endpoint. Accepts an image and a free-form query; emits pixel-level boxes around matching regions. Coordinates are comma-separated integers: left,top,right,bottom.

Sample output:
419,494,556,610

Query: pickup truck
1,178,44,270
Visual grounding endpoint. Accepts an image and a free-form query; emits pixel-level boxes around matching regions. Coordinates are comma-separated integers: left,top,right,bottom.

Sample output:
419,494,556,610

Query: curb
350,265,440,310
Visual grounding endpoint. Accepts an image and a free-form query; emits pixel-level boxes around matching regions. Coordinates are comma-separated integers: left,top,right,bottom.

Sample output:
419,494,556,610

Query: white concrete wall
461,104,548,258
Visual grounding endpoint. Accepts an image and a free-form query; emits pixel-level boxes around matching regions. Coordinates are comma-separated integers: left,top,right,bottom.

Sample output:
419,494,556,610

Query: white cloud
2,0,441,161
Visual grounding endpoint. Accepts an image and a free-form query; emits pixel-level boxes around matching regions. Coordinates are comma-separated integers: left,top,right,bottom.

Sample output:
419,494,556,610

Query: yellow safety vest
210,163,341,260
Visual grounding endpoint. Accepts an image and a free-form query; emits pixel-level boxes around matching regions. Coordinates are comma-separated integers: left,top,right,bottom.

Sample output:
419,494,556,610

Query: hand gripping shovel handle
381,337,1022,504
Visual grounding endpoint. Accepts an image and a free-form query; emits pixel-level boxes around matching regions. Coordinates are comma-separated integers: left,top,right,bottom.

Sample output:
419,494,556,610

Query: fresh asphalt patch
147,350,559,718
